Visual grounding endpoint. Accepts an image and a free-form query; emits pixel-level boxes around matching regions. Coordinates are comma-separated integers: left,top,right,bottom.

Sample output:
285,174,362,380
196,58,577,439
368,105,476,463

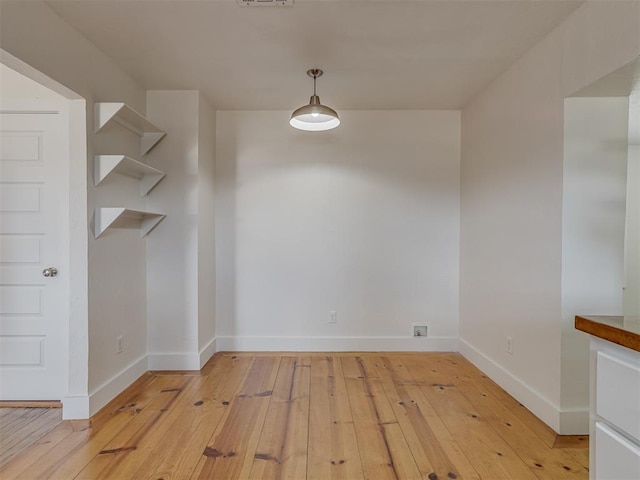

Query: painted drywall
215,110,460,351
562,97,628,420
146,91,200,367
460,0,640,433
625,94,640,316
197,95,217,358
0,1,149,416
0,64,63,99
145,91,217,369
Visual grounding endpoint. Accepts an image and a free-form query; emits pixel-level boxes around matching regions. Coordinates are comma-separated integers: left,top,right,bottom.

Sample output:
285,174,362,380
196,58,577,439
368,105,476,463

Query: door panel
0,108,68,400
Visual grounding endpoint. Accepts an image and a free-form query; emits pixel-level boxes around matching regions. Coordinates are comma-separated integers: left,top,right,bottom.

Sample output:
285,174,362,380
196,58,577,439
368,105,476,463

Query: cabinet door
597,351,640,441
596,423,640,480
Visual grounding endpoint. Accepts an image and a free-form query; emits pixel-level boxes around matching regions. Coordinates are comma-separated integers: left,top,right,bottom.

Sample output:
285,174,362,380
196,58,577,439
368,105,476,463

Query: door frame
1,48,89,419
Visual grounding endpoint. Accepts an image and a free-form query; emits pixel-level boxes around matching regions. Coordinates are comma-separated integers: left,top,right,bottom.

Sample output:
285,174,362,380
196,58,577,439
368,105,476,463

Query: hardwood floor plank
0,408,62,467
249,356,311,480
135,355,254,480
0,353,589,480
379,356,480,480
0,419,74,477
403,354,542,479
307,356,365,480
22,375,185,480
565,447,590,471
339,355,363,379
553,435,589,449
96,375,209,480
191,356,281,480
0,401,61,408
400,354,587,479
440,413,540,480
441,356,559,448
74,376,193,479
0,408,47,439
453,380,586,479
344,356,422,480
89,372,158,432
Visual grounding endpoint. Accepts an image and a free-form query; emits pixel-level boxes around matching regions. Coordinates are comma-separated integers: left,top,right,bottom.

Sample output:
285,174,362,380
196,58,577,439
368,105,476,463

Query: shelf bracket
94,155,166,196
93,207,166,238
94,102,166,155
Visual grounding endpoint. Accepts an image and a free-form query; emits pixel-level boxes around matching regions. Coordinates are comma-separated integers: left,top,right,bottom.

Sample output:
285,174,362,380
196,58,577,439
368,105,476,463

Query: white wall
198,95,217,358
460,0,640,433
146,91,217,369
146,91,199,367
625,93,640,316
562,97,628,423
0,64,64,99
215,110,460,351
0,0,149,416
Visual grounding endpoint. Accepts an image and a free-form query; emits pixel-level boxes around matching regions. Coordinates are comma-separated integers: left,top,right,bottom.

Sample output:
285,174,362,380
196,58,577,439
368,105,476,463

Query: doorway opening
0,49,89,419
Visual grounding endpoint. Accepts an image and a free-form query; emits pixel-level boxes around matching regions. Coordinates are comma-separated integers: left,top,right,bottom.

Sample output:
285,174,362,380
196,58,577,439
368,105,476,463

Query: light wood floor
0,407,62,468
0,353,588,479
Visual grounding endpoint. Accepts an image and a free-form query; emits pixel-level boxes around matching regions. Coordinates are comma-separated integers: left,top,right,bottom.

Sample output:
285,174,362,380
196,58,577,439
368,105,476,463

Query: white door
0,104,69,400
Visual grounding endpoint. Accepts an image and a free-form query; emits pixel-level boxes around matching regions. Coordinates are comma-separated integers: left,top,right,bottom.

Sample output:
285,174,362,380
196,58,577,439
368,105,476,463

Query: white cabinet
596,351,640,441
595,423,640,480
589,338,640,480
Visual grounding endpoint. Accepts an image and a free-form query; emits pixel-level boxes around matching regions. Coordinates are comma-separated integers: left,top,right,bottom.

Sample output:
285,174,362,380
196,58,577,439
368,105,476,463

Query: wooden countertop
575,315,640,352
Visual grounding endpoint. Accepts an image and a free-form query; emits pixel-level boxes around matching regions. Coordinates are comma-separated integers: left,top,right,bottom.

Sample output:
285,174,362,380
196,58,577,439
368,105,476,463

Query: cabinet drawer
595,422,640,480
597,351,640,441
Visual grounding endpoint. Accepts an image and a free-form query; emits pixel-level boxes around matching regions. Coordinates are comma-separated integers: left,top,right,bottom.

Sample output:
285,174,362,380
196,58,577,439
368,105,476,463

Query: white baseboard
199,337,217,368
147,352,201,371
458,338,589,435
87,354,149,417
559,408,590,435
216,335,457,352
63,342,217,420
62,395,90,420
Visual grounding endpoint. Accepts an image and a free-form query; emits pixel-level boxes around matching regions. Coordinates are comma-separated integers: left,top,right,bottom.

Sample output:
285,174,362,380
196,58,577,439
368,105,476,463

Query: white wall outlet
116,335,124,354
329,311,337,324
506,336,513,355
413,325,428,337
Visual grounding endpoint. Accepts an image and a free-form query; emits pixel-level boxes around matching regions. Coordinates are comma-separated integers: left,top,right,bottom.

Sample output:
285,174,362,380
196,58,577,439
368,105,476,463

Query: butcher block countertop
575,315,640,353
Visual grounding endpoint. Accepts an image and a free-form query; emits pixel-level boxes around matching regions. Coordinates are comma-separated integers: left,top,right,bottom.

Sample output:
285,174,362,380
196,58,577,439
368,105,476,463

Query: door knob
42,267,58,277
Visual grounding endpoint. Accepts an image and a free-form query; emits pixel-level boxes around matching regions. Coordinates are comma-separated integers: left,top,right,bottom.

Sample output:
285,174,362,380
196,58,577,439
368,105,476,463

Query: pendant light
290,69,340,131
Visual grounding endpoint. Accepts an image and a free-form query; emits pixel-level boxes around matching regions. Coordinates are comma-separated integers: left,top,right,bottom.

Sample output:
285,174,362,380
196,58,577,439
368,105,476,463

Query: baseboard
87,354,149,417
147,339,217,371
459,338,590,435
216,335,457,352
459,337,563,433
148,352,201,370
558,408,589,435
199,337,217,369
62,395,90,419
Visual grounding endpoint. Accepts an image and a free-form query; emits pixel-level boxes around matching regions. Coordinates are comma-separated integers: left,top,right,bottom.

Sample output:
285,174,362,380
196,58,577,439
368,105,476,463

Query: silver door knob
42,267,58,277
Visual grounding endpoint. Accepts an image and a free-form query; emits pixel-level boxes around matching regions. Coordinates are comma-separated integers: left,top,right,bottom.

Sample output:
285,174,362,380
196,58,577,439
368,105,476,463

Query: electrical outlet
413,325,428,337
329,311,337,324
506,336,513,355
116,335,124,354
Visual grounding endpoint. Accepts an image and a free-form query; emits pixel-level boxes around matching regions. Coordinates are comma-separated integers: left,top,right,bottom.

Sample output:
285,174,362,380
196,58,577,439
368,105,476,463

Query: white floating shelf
93,208,166,239
94,102,166,155
94,155,166,196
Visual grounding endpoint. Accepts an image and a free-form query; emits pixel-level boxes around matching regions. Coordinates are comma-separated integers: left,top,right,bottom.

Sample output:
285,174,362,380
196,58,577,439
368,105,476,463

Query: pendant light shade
290,69,340,131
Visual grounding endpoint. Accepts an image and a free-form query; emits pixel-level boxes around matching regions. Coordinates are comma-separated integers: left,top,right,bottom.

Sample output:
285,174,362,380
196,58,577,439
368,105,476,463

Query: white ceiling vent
237,0,293,7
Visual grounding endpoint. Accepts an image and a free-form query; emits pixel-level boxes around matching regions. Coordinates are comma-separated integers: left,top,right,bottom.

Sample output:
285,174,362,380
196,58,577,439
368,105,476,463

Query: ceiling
45,0,584,110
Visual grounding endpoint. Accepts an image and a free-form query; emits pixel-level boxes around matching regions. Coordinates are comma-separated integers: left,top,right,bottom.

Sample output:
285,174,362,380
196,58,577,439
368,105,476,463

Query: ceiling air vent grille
237,0,293,6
